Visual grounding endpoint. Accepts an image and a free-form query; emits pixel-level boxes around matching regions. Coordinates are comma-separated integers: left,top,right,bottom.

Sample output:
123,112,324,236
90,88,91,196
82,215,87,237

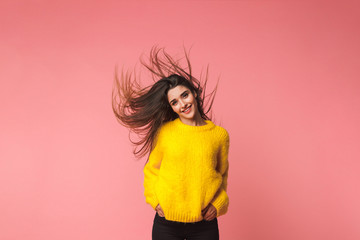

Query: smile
182,105,192,114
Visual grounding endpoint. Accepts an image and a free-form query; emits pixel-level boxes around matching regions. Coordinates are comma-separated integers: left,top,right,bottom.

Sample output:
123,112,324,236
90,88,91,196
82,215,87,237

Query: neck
179,112,207,126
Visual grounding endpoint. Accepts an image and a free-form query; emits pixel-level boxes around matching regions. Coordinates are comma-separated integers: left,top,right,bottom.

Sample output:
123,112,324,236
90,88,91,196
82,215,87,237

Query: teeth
183,105,191,112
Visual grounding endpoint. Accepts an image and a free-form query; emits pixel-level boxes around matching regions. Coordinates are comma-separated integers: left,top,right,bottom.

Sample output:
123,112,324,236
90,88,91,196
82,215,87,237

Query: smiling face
167,85,199,122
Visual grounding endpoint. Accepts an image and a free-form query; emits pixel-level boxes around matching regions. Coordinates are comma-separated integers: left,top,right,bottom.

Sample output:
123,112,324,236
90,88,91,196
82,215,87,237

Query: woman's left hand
201,203,217,221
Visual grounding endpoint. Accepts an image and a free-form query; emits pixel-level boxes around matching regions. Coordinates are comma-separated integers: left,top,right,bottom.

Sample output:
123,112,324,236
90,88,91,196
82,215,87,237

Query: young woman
112,46,230,240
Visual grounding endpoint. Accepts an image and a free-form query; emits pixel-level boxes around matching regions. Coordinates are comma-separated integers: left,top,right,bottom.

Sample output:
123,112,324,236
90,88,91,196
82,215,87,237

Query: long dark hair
112,45,218,159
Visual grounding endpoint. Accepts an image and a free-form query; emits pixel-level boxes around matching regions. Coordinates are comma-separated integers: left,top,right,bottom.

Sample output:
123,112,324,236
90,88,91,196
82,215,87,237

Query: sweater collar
173,118,215,132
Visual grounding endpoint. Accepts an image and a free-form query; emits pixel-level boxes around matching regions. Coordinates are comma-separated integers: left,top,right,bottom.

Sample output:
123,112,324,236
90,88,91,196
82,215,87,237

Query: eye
183,92,189,98
171,101,178,106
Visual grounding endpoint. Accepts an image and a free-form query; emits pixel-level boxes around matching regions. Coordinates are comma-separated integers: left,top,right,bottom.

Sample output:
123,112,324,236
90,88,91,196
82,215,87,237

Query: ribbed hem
164,209,204,223
173,118,215,132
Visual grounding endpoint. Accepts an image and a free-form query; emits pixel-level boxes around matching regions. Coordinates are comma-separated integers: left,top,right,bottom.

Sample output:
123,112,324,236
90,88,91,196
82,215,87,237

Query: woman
112,46,230,240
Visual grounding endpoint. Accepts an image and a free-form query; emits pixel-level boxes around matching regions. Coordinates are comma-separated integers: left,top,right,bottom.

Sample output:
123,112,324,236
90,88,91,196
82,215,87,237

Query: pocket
156,212,165,218
154,212,168,225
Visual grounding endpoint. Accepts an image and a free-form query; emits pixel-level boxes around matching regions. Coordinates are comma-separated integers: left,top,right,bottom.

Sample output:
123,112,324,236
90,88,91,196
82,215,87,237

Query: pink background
1,0,359,239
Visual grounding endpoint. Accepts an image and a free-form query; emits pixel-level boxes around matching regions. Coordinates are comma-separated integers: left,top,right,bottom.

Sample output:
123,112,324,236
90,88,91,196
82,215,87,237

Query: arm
210,130,230,217
143,134,163,210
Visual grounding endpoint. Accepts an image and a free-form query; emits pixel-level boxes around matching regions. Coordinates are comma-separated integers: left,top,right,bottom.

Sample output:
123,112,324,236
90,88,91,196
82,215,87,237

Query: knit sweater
143,118,230,223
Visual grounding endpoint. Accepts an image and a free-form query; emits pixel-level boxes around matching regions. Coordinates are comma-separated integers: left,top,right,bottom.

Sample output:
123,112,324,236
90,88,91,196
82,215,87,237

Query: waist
154,212,217,225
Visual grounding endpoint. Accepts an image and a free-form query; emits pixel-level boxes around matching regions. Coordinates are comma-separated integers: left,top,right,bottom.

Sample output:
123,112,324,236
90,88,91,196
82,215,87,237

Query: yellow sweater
143,118,230,223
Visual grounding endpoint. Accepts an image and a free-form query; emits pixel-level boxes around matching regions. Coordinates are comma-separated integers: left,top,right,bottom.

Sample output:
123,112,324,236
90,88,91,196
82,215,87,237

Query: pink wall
1,0,359,239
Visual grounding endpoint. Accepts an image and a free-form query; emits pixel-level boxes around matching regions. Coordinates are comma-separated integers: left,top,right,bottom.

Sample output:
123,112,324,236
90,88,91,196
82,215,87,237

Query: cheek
170,105,180,114
188,96,196,105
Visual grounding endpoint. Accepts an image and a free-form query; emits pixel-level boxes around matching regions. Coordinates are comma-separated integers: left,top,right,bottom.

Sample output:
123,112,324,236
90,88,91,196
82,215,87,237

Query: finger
209,207,217,217
202,206,209,215
205,213,215,221
203,208,208,216
156,204,164,217
204,210,216,221
201,209,207,215
203,210,211,220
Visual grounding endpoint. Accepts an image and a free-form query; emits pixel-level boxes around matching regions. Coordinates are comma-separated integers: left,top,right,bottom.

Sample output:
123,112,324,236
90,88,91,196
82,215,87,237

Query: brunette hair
112,45,218,159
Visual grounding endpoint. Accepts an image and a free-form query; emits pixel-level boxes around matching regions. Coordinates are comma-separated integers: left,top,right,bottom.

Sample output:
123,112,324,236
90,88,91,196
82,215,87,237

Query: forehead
167,85,190,101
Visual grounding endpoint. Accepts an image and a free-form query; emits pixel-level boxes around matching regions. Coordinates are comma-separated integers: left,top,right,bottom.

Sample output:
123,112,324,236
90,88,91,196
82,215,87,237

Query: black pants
152,213,219,240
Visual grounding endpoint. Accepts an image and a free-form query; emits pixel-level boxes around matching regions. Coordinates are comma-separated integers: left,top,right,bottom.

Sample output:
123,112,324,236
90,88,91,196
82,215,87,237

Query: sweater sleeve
143,131,163,210
210,130,230,217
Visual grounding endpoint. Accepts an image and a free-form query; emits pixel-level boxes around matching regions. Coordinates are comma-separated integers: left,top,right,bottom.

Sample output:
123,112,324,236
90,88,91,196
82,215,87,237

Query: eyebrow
169,90,189,104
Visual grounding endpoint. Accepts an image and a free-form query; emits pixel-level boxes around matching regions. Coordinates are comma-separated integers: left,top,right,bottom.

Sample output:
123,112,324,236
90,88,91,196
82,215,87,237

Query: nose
179,99,186,108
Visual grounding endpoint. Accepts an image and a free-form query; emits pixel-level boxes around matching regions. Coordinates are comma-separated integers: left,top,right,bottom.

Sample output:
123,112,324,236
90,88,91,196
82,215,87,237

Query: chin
180,113,195,121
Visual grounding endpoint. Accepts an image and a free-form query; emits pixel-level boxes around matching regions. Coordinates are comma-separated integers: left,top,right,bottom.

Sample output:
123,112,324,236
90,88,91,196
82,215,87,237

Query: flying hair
112,45,219,160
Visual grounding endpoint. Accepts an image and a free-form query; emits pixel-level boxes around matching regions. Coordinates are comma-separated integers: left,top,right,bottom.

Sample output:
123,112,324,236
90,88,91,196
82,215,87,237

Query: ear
194,91,197,98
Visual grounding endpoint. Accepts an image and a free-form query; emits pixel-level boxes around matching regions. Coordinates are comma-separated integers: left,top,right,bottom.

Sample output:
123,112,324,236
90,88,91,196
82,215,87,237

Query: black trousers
152,212,219,240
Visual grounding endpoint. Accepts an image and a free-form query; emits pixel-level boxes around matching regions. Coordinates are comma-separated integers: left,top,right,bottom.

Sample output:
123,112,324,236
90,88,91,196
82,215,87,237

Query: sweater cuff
146,197,159,210
210,189,229,217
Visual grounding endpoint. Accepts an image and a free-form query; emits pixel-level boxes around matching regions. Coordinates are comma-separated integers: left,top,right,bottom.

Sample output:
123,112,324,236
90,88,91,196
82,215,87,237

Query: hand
202,203,217,221
155,204,165,217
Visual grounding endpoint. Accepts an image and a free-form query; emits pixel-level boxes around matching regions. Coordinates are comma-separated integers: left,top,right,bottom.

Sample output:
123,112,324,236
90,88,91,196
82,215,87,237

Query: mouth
181,104,192,114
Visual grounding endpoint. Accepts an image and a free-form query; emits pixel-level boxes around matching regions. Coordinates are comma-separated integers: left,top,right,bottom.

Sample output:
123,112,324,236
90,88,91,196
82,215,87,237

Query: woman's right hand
155,204,165,217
